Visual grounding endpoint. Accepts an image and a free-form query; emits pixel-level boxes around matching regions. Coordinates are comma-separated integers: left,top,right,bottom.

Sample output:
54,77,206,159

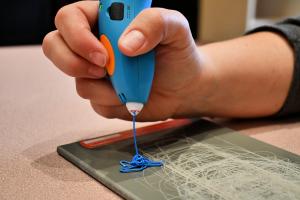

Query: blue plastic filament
120,112,163,173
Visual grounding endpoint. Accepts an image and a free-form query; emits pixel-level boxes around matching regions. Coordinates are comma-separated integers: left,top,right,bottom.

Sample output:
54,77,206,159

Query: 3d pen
98,0,155,116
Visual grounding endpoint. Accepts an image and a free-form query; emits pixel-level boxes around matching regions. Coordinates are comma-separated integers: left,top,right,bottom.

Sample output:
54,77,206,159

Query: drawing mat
57,119,300,200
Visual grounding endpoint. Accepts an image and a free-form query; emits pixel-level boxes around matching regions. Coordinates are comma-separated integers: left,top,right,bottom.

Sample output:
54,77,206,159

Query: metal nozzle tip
126,102,144,116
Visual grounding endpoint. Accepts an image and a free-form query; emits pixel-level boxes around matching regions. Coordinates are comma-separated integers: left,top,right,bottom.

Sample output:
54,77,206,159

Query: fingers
75,78,121,106
90,103,132,120
118,8,193,56
43,31,106,78
90,102,164,122
76,78,163,121
55,1,108,66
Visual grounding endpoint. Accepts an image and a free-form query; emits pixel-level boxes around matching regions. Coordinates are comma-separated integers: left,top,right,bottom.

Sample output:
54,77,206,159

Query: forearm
196,32,294,118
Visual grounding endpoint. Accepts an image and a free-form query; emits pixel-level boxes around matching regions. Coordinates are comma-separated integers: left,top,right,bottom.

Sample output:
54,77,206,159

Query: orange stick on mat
80,119,191,149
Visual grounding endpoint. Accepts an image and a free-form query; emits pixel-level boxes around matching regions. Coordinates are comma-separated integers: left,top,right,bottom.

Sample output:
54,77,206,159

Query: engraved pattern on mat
139,138,300,200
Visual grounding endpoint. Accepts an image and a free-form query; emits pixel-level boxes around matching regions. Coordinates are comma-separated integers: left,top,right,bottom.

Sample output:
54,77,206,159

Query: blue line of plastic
132,112,139,155
119,112,164,173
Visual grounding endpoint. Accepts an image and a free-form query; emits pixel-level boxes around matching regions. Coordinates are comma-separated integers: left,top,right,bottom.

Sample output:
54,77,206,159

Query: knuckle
171,10,188,23
42,31,58,58
170,10,191,35
54,6,69,29
139,8,191,41
141,8,165,33
76,79,89,99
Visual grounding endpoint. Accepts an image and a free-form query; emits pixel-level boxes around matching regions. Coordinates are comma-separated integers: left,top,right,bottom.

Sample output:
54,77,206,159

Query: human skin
42,1,294,121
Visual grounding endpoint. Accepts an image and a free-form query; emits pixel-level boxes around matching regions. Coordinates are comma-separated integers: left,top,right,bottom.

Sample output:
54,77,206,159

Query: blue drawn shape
120,154,163,173
120,112,164,173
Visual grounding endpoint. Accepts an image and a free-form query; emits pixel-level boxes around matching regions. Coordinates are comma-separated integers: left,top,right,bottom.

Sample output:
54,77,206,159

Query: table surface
1,46,299,200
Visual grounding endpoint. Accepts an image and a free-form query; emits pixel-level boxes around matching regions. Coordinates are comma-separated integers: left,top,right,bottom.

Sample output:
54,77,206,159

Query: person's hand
43,1,214,121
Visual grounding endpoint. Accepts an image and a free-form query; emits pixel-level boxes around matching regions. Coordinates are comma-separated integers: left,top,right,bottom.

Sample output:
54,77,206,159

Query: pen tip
126,102,144,116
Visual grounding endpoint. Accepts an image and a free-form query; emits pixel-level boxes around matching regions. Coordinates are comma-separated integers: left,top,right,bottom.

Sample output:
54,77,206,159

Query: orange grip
100,34,115,76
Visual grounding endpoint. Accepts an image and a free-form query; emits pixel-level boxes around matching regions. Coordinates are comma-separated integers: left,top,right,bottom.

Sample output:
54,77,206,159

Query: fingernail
88,67,106,78
89,52,106,67
120,30,145,52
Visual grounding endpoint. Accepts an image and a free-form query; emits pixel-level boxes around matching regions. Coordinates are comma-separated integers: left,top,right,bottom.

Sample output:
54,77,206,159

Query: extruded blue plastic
98,0,155,104
120,112,163,173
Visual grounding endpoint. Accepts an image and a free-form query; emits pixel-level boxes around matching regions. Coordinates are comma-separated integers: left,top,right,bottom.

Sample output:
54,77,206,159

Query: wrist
187,32,293,118
173,44,219,118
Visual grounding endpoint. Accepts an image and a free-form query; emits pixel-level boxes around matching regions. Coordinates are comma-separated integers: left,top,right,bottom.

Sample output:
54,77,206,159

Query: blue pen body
98,0,155,105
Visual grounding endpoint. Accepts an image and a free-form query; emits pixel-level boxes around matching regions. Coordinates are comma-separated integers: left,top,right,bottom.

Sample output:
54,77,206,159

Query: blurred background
0,0,299,46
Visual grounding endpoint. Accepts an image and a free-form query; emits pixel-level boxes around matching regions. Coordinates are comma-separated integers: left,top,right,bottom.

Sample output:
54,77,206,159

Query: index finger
55,1,108,67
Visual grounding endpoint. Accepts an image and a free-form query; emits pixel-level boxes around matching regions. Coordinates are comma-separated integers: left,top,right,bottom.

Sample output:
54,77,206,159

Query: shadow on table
31,151,92,182
22,131,96,182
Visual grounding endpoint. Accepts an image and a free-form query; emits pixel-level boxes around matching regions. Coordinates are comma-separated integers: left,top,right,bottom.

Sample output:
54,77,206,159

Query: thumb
118,8,193,56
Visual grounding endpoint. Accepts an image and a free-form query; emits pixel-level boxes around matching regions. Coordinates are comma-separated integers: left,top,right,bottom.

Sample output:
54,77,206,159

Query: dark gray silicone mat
57,119,300,200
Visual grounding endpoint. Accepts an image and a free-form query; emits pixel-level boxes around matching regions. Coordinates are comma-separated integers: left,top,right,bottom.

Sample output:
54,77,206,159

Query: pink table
1,46,299,199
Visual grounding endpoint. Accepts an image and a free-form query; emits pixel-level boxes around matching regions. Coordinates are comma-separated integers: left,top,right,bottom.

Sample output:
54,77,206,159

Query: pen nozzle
126,102,144,116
